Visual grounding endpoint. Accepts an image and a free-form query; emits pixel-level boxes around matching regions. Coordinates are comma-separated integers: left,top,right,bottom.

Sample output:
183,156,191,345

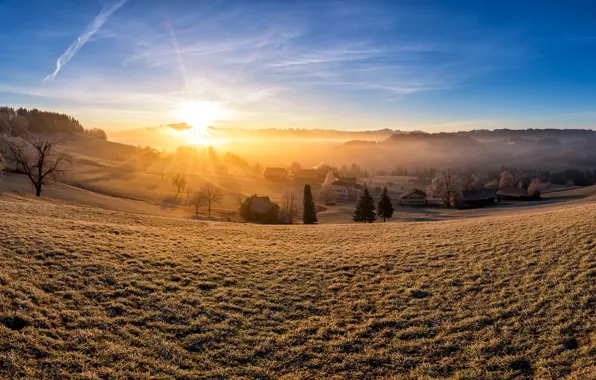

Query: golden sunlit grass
0,193,595,378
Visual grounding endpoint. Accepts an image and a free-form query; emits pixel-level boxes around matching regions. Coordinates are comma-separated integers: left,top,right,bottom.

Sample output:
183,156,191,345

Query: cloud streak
15,1,534,131
42,0,127,84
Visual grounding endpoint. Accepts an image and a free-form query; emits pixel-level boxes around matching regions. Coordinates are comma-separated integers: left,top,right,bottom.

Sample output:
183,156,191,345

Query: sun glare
175,101,226,146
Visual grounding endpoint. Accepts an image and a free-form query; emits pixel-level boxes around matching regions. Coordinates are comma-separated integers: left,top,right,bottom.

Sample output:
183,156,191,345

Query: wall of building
400,195,426,205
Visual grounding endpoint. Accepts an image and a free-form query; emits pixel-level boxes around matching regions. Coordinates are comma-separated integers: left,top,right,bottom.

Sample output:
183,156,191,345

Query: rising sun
175,101,225,145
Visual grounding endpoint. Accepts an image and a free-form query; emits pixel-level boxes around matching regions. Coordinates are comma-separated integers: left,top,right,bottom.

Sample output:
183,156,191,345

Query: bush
85,128,108,140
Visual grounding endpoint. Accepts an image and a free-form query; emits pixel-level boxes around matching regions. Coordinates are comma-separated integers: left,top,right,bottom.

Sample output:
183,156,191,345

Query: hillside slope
0,194,594,378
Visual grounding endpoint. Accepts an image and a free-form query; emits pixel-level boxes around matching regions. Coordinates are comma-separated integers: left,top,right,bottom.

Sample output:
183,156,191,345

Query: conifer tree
376,187,394,222
352,196,365,223
302,184,318,224
353,187,376,223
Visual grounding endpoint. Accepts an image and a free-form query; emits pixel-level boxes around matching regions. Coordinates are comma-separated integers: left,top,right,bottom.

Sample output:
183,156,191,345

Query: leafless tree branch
1,136,71,196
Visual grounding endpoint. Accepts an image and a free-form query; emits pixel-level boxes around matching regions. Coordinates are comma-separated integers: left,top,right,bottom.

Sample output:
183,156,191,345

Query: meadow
0,193,595,378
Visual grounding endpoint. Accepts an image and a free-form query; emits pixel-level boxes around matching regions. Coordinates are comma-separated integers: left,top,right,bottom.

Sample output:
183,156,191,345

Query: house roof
263,167,287,176
244,195,279,214
333,180,359,188
462,189,497,202
496,187,528,197
401,189,426,198
338,177,357,184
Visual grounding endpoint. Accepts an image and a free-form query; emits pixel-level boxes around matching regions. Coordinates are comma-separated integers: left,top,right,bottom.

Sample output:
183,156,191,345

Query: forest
0,106,106,140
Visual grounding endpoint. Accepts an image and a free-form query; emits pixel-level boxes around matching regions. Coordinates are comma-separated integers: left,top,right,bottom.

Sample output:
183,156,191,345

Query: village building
337,177,357,185
496,187,536,201
240,195,280,223
454,189,497,208
400,189,427,206
293,169,321,184
332,179,361,201
263,167,288,180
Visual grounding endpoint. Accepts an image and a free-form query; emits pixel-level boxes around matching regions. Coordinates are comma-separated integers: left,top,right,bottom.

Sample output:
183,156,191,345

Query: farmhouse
496,187,536,201
332,179,361,201
293,169,321,184
263,167,288,180
455,189,497,208
400,189,427,206
240,195,280,223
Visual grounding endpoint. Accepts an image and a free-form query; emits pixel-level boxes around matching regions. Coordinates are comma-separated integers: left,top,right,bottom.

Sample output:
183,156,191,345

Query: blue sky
1,0,596,132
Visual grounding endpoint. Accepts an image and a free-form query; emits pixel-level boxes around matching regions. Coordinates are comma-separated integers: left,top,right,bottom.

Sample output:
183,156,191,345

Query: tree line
352,186,394,223
274,184,394,225
0,106,106,140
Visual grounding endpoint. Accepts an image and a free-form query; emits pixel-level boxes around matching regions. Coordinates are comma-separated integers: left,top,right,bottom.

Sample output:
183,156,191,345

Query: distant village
238,164,560,224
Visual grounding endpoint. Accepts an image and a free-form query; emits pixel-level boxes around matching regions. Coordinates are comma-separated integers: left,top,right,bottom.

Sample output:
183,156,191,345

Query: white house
332,180,361,201
334,184,349,201
400,189,427,206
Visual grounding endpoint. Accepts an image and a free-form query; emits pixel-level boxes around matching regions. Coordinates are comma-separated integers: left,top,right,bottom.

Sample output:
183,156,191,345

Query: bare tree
0,152,4,174
200,182,223,218
172,174,187,196
290,161,301,175
281,188,300,223
464,174,484,190
426,168,463,207
527,178,548,197
139,147,160,173
513,170,529,188
3,137,71,196
320,172,336,205
499,171,515,189
485,179,499,189
237,193,246,209
186,188,206,217
253,162,263,177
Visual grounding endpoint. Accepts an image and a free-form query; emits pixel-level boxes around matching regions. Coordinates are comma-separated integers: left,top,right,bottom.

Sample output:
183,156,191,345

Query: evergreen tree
302,184,317,224
376,187,394,222
353,187,376,223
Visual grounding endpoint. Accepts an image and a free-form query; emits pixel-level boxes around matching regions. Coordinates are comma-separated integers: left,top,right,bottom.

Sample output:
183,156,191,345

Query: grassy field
0,193,595,378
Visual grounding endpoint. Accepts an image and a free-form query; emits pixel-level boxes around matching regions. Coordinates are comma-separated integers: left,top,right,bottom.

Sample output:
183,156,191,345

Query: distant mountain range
107,124,596,170
113,123,596,143
337,129,596,171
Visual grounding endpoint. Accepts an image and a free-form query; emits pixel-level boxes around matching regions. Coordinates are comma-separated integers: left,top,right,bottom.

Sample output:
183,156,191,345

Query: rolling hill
0,193,594,378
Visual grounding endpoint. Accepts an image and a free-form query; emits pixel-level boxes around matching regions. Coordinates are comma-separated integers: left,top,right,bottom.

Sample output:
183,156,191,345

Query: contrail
42,0,127,84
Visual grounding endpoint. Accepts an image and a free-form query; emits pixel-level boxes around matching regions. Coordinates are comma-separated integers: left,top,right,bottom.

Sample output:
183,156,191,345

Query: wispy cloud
0,0,535,131
270,48,384,68
42,0,127,84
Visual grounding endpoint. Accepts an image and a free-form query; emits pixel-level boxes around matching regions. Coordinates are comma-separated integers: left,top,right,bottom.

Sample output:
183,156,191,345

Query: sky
2,0,596,132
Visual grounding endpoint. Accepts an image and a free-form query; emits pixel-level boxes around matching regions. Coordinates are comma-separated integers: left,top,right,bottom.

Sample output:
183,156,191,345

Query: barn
454,189,497,208
400,189,427,206
496,187,537,201
240,195,280,223
263,167,288,180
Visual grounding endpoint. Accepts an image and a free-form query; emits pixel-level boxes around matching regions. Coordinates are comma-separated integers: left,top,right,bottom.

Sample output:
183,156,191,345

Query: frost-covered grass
0,193,595,378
